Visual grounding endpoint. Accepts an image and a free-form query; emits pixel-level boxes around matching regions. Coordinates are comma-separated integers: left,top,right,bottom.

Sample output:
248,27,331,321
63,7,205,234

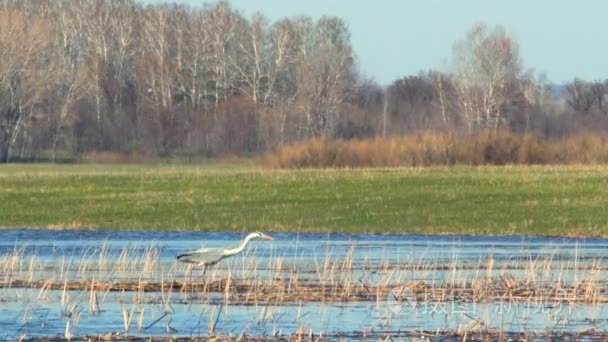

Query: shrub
261,130,608,168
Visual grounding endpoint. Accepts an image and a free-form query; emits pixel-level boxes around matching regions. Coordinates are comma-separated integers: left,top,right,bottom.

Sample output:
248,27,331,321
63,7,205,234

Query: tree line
0,0,606,162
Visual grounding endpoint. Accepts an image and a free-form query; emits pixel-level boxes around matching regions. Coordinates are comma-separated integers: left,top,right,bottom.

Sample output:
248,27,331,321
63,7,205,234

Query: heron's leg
201,265,208,289
187,264,194,292
199,266,208,301
184,264,192,284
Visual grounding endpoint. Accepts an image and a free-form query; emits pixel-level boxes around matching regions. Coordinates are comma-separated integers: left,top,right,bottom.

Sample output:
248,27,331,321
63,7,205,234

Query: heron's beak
261,234,274,240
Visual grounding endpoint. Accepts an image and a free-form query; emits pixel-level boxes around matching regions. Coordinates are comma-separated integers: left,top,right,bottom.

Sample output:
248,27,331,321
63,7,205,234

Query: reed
3,247,606,305
2,238,608,341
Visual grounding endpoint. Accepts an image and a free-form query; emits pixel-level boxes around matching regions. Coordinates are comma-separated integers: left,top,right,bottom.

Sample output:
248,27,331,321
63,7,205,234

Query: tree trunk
434,74,448,128
382,89,389,137
51,124,62,163
0,138,10,163
1,109,23,163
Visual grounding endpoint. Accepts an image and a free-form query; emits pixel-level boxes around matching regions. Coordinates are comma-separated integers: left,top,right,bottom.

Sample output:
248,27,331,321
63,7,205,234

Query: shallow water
1,229,607,340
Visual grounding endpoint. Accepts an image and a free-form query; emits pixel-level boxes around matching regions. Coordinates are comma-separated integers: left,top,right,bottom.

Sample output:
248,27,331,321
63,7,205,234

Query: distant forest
0,0,607,163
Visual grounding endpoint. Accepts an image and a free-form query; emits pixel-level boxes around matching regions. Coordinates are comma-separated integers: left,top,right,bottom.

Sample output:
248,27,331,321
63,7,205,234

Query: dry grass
24,331,607,342
3,240,608,341
20,330,608,342
261,131,608,168
2,242,606,305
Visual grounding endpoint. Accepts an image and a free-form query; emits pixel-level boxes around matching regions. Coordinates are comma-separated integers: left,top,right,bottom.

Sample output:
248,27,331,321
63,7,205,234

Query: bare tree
175,9,213,151
0,9,51,162
140,6,175,111
41,2,92,161
178,10,212,110
566,79,592,112
296,16,356,138
268,17,312,143
453,23,522,130
264,18,300,106
204,1,239,105
431,71,450,128
590,81,607,112
231,13,269,104
138,5,186,154
80,0,112,146
387,75,436,133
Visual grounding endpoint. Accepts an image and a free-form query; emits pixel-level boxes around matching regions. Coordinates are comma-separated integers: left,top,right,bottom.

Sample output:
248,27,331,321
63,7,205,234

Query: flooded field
1,229,608,341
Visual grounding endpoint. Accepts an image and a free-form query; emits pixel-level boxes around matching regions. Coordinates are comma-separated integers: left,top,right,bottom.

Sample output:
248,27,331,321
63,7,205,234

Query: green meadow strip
1,164,607,236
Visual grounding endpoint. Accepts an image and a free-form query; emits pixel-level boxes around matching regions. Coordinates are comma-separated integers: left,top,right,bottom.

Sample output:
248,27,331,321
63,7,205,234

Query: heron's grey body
177,232,273,268
176,248,228,266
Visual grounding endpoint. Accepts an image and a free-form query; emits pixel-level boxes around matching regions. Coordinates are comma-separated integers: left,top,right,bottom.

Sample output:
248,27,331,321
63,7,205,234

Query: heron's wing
177,248,226,265
193,247,214,253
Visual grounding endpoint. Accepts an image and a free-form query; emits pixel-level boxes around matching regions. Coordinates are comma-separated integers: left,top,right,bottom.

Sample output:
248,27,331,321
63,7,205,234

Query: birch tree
231,13,269,104
453,23,522,129
204,1,239,105
0,9,50,162
296,16,356,138
48,3,89,161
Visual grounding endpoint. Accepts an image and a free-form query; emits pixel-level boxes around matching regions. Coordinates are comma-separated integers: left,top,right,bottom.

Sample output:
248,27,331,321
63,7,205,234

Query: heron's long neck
224,234,254,255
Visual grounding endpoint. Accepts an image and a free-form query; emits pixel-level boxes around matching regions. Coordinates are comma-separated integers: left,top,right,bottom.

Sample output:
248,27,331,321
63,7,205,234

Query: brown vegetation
21,331,608,342
4,276,607,305
261,131,608,168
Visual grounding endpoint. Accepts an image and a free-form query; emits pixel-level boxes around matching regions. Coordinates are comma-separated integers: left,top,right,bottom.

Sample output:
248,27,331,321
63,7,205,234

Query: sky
144,0,608,85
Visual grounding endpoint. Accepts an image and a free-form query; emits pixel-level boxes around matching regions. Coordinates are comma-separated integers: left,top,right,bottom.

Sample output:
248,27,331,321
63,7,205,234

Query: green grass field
1,163,607,235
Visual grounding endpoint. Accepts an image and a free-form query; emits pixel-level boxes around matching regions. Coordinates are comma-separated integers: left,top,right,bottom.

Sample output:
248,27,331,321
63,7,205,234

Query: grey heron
177,232,274,275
